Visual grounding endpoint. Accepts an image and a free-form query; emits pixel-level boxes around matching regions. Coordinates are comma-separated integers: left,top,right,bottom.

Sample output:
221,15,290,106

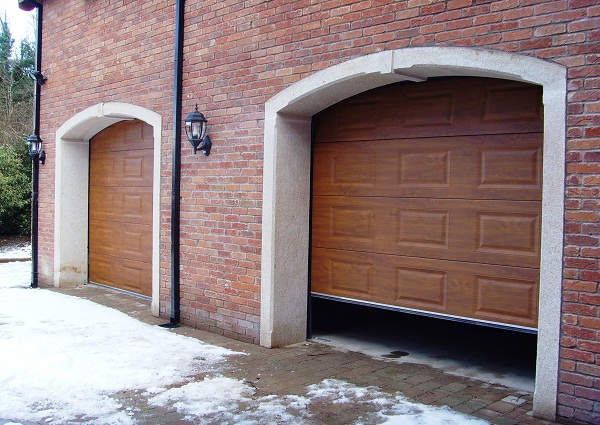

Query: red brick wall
39,0,598,422
39,0,176,289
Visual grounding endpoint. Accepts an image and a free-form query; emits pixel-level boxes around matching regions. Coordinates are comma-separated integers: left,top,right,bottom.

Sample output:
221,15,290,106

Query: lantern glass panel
27,135,42,156
192,121,203,139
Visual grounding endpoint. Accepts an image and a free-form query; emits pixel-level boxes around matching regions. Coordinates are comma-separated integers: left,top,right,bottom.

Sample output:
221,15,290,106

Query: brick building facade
24,0,599,423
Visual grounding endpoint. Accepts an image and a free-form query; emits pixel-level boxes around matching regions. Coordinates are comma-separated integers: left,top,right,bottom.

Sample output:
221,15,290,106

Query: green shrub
0,18,35,236
0,142,30,235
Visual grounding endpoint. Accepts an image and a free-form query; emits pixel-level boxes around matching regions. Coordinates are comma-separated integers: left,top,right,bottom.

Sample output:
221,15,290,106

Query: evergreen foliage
0,17,35,235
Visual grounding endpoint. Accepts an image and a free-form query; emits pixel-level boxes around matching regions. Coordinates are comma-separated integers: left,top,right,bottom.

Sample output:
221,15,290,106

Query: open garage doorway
309,76,542,392
309,297,538,392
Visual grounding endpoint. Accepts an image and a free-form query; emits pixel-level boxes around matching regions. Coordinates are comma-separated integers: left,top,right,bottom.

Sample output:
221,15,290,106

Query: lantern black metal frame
29,70,47,86
184,105,212,156
26,134,44,290
27,134,46,164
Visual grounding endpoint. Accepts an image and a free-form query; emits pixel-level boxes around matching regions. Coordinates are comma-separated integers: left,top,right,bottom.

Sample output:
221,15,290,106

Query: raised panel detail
479,148,540,187
396,268,447,309
122,231,143,256
399,151,450,186
124,122,144,139
475,276,537,321
483,86,542,123
403,92,455,127
332,152,376,186
331,259,372,296
123,157,144,178
123,195,144,220
334,100,380,133
89,253,151,295
477,213,540,255
330,207,373,242
398,209,449,248
120,264,144,291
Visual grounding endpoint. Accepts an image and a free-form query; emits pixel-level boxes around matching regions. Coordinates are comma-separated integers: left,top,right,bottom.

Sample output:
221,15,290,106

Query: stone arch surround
260,47,566,420
54,102,162,315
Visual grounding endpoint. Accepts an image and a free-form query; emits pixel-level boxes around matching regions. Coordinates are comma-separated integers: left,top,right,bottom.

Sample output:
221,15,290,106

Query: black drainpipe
168,0,185,326
19,0,44,289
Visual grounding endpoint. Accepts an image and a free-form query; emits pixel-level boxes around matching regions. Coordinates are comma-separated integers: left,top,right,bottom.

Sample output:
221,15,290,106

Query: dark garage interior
310,297,538,391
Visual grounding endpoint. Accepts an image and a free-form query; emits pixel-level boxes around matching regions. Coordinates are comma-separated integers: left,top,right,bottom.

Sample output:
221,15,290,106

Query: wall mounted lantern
29,70,47,86
184,105,212,156
27,133,46,165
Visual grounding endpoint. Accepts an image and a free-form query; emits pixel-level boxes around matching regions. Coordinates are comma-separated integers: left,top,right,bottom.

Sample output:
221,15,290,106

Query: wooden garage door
311,77,543,330
89,119,153,296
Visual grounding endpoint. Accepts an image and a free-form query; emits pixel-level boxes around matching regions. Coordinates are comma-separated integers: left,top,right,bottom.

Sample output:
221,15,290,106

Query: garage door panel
311,247,539,328
89,219,152,263
313,134,542,201
311,252,375,301
330,258,374,297
89,252,151,296
328,205,375,245
89,120,153,297
399,148,451,186
313,78,543,143
312,77,542,330
312,196,541,268
329,148,378,188
395,266,449,311
476,212,540,257
478,146,542,190
89,187,152,225
91,121,151,153
473,275,538,325
89,149,153,187
482,83,543,126
398,208,449,249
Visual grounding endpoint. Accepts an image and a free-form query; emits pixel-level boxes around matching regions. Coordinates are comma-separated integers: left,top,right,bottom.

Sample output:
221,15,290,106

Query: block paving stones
39,284,559,425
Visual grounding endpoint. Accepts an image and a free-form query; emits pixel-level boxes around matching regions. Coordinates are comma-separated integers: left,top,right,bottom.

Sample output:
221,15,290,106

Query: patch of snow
0,244,31,260
148,376,254,422
379,403,489,425
0,260,489,425
150,377,487,424
0,278,237,424
307,380,488,425
151,377,313,424
0,260,30,288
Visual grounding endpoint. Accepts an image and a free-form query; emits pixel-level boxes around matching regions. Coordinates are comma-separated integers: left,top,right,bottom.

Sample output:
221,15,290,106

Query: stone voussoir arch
54,102,162,315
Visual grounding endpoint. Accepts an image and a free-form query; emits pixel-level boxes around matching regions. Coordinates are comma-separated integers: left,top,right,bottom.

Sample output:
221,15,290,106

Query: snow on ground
0,261,236,424
307,380,488,425
0,243,30,260
0,260,31,289
0,250,489,425
148,377,490,425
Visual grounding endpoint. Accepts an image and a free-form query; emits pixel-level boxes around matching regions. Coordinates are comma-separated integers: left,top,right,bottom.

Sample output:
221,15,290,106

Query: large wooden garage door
89,119,153,297
311,77,543,330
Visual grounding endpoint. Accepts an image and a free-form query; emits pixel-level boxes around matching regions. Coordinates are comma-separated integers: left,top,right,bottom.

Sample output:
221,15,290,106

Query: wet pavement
29,283,560,425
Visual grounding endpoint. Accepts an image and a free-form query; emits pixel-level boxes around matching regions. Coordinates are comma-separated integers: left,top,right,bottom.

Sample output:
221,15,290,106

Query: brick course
38,0,599,422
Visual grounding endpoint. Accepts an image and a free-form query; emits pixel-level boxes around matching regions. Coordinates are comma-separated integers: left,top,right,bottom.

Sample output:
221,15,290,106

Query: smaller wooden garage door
89,120,153,296
311,77,543,330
